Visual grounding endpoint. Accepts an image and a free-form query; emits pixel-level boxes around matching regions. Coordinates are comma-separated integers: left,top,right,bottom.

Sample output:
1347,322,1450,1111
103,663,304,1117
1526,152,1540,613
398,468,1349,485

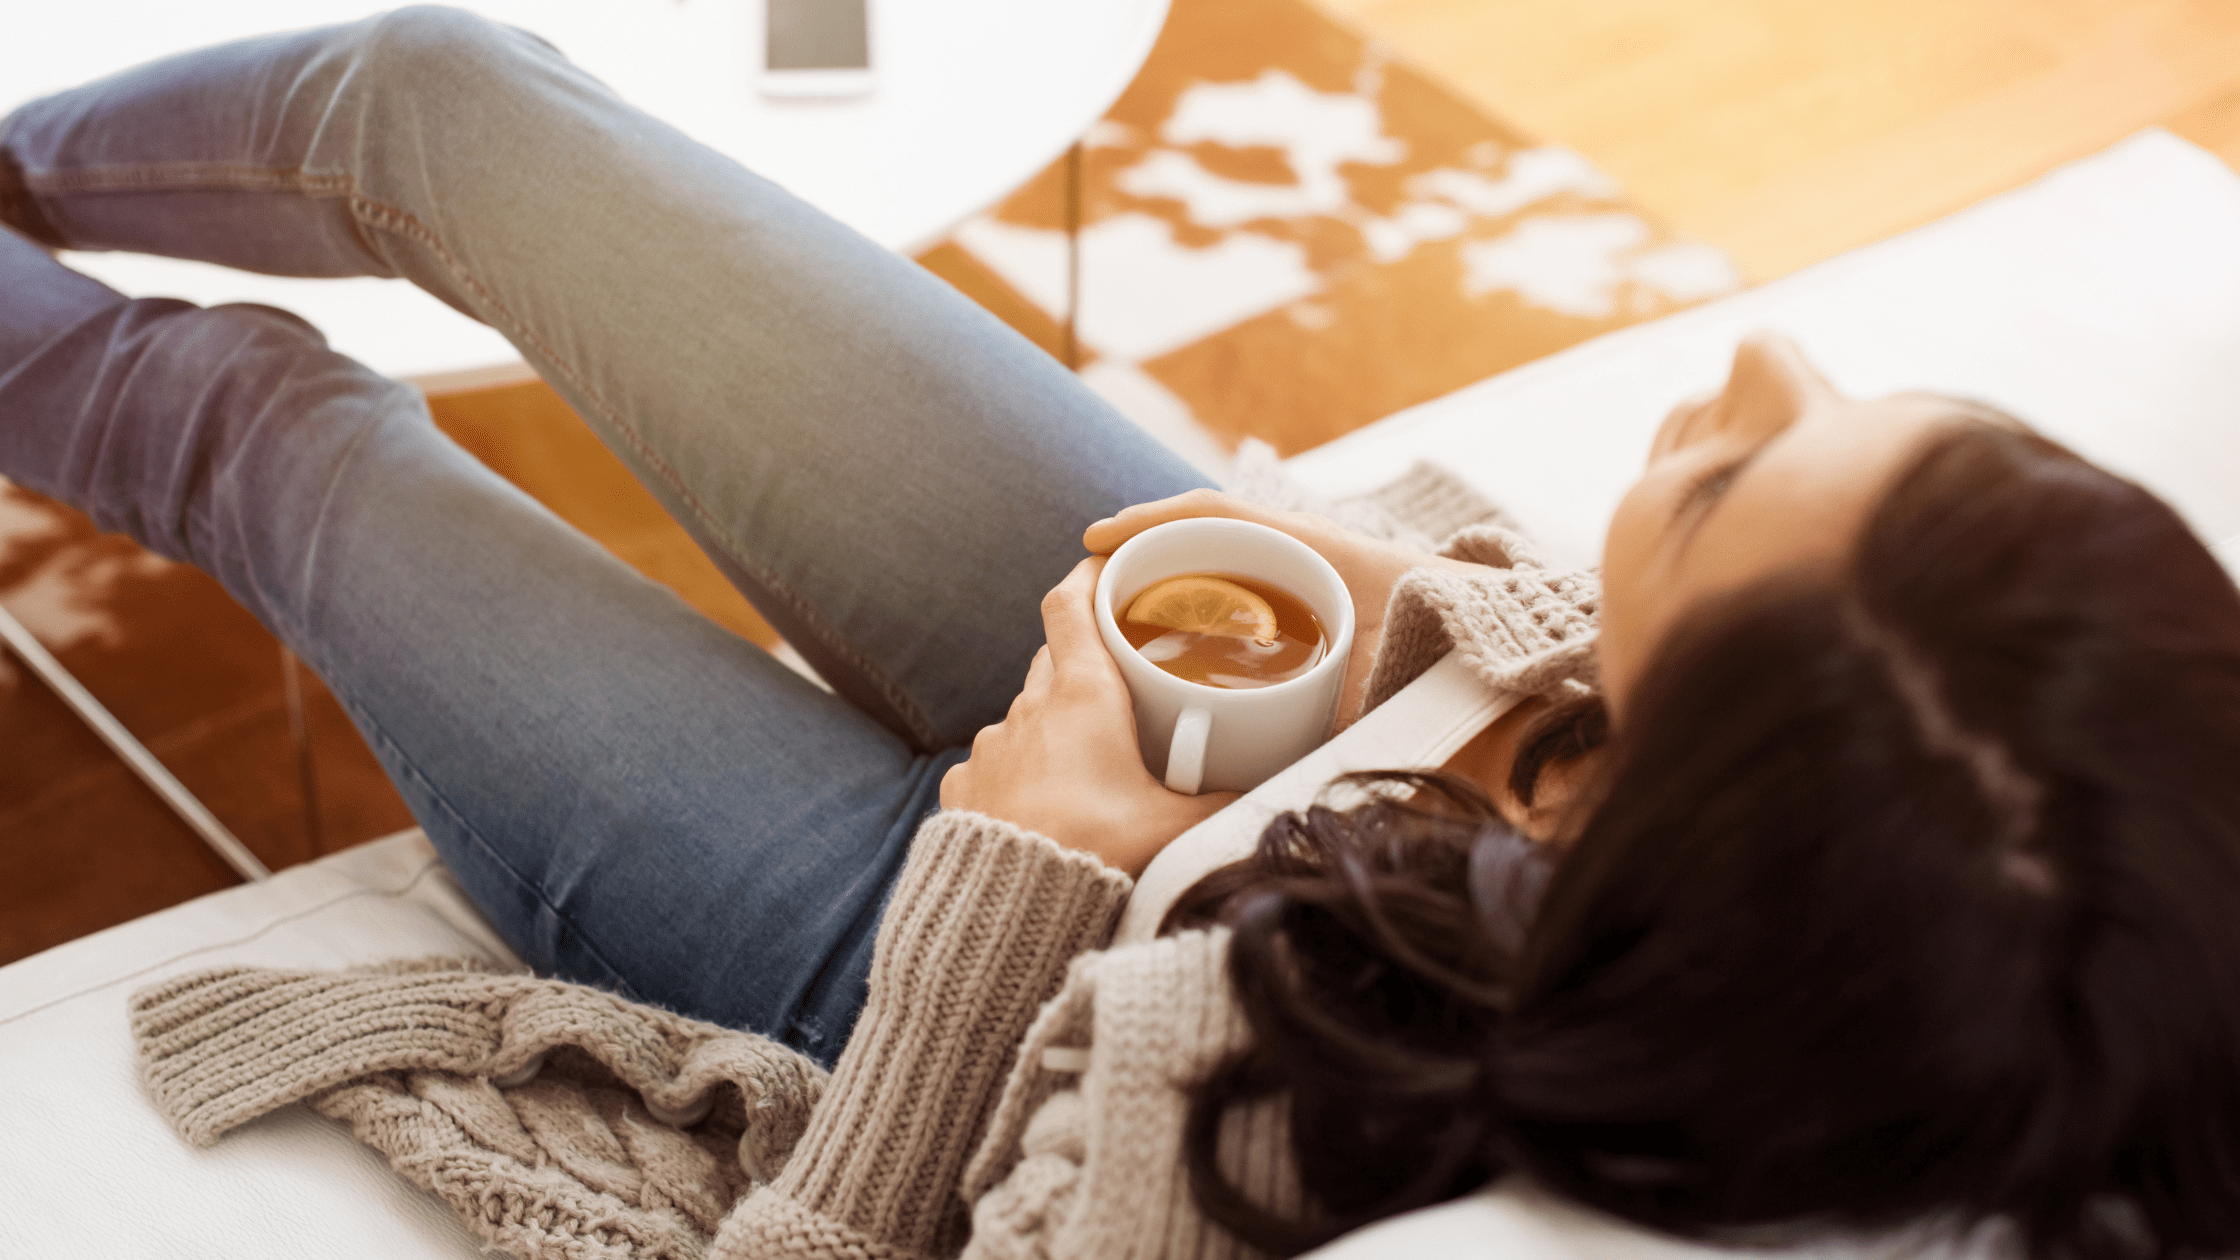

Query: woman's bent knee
344,5,568,93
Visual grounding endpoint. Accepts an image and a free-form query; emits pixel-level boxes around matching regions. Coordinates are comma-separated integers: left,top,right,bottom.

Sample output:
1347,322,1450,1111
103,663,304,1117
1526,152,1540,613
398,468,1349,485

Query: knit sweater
133,463,1600,1260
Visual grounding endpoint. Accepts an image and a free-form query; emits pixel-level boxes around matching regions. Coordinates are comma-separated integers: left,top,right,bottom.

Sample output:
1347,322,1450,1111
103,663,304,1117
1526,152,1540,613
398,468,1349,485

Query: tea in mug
1119,573,1328,689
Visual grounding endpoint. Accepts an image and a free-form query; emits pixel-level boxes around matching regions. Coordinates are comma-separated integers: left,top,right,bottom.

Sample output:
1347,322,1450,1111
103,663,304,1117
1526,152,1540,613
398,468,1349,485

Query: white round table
3,0,1169,379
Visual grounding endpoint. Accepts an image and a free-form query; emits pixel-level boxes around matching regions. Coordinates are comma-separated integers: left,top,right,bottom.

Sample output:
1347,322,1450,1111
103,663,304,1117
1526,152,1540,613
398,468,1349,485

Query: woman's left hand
1084,489,1477,727
940,556,1237,878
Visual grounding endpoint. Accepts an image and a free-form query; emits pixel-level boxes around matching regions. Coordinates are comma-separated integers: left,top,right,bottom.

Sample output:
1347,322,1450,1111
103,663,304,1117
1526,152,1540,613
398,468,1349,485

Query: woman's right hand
940,556,1237,877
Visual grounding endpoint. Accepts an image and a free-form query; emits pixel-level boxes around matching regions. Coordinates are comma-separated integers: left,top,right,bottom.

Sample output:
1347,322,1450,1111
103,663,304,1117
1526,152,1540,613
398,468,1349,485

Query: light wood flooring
1319,0,2240,282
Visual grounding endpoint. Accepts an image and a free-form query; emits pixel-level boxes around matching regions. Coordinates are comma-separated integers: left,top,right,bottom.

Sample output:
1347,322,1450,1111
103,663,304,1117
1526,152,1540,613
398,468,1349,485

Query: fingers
1038,556,1112,682
1082,489,1271,554
1009,645,1053,718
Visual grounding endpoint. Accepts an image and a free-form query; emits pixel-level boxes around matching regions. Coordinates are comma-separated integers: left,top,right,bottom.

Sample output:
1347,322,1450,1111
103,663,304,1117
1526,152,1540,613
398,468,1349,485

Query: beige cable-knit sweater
132,464,1600,1260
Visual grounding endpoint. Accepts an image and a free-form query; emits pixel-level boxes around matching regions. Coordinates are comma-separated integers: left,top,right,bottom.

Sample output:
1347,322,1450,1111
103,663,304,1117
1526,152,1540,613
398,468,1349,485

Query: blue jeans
0,6,1207,1065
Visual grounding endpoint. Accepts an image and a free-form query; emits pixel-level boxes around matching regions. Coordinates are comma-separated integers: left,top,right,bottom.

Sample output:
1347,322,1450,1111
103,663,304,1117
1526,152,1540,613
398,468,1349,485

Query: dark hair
1176,424,2240,1259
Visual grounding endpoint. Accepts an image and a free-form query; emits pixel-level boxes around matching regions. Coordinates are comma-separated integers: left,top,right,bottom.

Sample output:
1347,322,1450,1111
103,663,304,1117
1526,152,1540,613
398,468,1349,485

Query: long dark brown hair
1172,423,2240,1259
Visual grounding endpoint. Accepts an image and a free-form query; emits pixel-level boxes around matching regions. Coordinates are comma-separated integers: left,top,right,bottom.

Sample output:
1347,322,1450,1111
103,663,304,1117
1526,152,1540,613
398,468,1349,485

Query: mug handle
1165,705,1211,795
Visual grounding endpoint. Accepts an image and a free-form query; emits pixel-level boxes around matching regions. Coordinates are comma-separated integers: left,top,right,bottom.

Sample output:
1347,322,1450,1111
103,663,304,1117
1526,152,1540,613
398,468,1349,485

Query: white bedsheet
0,833,512,1258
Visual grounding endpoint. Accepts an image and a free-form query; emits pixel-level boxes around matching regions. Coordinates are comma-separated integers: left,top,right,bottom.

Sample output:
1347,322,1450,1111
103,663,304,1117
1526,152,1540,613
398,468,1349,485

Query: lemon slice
1125,575,1278,642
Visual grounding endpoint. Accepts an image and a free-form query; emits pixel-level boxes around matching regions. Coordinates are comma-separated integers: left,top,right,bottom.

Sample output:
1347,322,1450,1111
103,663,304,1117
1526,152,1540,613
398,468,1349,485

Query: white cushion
0,831,515,1258
6,128,2237,1258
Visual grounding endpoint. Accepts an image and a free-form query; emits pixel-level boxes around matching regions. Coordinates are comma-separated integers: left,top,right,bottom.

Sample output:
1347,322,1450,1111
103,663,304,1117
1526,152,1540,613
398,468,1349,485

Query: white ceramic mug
1094,518,1355,794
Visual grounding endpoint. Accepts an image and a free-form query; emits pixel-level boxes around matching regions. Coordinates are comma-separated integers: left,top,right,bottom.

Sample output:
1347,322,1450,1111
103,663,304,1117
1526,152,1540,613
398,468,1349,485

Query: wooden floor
1320,0,2240,282
7,0,2240,961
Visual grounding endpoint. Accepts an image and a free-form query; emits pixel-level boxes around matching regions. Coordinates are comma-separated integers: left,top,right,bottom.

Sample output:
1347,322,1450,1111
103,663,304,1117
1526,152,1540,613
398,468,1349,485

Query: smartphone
761,0,874,98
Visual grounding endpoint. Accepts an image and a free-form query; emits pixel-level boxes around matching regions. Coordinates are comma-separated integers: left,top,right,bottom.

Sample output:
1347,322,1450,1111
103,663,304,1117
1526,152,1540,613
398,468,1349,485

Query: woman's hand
940,556,1237,877
1084,489,1476,727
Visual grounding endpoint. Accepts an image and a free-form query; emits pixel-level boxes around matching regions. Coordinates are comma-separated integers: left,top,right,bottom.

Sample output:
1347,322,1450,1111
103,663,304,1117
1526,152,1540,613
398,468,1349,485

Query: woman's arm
712,560,1230,1259
937,557,1237,877
712,812,1131,1260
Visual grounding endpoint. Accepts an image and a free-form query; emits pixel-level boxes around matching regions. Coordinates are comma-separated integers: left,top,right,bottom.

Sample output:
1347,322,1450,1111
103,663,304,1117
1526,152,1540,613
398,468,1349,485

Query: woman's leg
1,5,1210,751
0,9,1209,1061
0,229,934,1064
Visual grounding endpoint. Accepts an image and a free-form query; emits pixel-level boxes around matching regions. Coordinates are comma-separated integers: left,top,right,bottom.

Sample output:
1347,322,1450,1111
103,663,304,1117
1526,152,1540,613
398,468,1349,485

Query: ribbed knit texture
1227,437,1598,718
961,929,1295,1260
711,811,1133,1260
132,957,826,1258
1362,523,1601,712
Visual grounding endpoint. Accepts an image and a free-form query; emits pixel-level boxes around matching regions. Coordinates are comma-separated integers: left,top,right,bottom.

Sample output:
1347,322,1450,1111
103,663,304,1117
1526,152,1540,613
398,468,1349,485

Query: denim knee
341,5,573,97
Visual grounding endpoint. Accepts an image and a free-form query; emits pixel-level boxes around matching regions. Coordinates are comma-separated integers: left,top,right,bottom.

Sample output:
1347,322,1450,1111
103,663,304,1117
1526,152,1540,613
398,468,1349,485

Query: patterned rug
919,0,1737,473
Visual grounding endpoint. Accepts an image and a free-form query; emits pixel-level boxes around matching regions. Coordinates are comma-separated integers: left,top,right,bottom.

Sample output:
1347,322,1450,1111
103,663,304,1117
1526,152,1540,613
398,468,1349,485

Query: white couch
4,129,2236,1258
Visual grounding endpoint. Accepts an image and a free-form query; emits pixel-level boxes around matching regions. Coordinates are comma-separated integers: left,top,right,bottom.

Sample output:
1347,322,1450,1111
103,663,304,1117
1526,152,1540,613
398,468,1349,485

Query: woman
7,9,2239,1259
1169,409,2240,1259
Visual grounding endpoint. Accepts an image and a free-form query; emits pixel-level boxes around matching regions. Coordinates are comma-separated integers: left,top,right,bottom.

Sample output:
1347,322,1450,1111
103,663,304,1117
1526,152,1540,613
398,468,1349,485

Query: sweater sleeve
713,809,1134,1260
1358,523,1603,714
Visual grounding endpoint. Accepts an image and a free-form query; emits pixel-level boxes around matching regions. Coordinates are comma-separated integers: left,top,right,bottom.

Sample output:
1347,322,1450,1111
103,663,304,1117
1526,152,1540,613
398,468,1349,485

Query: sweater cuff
1360,559,1603,713
721,1186,923,1260
132,963,527,1146
722,810,1131,1259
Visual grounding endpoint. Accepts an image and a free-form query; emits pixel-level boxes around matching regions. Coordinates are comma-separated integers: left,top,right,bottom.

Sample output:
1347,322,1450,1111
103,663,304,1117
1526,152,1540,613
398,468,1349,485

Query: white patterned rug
917,0,1740,475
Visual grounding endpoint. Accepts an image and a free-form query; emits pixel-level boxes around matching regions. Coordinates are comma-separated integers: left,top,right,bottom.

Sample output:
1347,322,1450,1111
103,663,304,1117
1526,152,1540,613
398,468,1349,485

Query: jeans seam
341,191,947,751
25,164,354,197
